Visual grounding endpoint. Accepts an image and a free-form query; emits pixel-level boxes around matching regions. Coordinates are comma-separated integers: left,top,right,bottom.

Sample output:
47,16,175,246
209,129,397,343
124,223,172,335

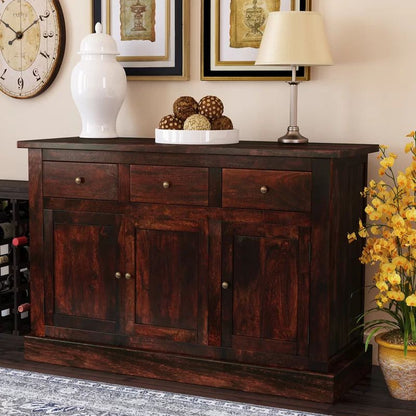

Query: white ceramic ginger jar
71,22,127,138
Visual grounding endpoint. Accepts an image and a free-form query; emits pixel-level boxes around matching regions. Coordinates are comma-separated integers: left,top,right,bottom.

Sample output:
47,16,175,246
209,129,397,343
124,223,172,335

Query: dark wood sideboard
17,137,378,403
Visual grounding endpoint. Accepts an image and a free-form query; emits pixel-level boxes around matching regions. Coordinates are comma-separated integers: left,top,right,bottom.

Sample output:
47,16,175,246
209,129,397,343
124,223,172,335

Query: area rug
0,367,326,416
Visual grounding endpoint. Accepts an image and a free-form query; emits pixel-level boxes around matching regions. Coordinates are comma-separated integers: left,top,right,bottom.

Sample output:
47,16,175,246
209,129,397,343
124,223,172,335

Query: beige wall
5,0,416,179
1,0,415,362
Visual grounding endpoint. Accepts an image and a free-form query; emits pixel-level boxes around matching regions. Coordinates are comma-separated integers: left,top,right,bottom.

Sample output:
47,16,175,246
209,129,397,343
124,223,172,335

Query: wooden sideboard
18,137,378,403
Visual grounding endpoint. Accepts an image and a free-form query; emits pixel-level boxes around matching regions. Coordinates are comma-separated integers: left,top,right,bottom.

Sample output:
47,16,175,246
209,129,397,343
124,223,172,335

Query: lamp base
278,126,308,144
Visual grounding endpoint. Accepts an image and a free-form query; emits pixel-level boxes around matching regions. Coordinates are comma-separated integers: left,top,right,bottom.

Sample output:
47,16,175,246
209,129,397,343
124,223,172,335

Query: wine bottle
0,242,10,256
0,263,9,277
12,235,29,247
0,254,9,265
17,303,30,313
0,222,14,240
0,279,9,292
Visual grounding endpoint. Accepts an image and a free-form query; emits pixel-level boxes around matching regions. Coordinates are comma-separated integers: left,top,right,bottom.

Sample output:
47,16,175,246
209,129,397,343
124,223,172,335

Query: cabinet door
43,210,123,343
123,214,208,350
222,221,310,357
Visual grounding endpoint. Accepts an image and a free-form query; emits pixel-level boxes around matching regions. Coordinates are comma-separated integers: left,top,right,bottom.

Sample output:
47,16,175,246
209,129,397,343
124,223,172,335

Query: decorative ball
158,114,183,130
211,115,233,130
198,96,224,120
183,114,211,130
173,96,198,121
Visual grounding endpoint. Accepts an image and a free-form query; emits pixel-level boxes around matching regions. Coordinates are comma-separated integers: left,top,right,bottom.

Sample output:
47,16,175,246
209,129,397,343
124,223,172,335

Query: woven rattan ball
183,114,211,130
198,96,224,120
158,114,183,130
173,96,198,121
211,115,233,130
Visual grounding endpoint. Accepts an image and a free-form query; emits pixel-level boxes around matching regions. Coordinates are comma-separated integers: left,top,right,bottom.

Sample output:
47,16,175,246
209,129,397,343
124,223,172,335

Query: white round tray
155,129,239,145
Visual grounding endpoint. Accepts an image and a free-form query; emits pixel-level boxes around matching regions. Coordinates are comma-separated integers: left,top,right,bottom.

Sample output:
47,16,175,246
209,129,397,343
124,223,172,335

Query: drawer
43,161,118,200
222,169,311,212
130,165,209,206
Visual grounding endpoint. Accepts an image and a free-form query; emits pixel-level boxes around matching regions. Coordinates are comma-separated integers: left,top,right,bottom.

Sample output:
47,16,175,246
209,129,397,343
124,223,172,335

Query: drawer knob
115,272,122,279
75,177,84,185
125,273,132,280
162,181,171,189
260,185,269,194
221,281,229,290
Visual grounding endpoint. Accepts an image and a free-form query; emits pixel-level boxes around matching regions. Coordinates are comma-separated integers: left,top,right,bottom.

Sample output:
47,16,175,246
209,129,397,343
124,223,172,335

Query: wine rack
0,180,30,335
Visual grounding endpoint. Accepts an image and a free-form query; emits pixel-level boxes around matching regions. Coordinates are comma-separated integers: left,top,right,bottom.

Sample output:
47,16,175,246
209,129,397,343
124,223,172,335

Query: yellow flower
397,173,408,188
405,142,413,153
392,255,411,271
406,232,416,245
387,290,405,301
370,226,380,235
347,232,357,243
358,220,368,238
348,138,416,348
380,156,396,169
406,208,416,221
386,272,401,285
376,281,389,292
406,294,416,307
391,214,405,228
406,131,415,138
381,262,395,274
358,228,368,238
364,205,374,215
371,197,382,209
369,211,382,221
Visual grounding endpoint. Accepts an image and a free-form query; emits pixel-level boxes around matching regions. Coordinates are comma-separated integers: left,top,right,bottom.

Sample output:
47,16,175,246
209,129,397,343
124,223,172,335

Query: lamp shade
255,11,333,66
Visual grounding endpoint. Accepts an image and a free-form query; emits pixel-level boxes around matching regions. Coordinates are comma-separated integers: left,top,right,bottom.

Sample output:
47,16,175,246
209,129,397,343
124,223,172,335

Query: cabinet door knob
125,273,132,280
260,185,269,194
221,281,229,290
162,181,171,189
115,272,122,279
75,177,84,185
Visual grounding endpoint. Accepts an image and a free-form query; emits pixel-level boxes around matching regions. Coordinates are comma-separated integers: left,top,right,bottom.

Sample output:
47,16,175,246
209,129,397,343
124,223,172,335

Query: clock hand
8,18,39,45
21,18,39,35
0,19,18,34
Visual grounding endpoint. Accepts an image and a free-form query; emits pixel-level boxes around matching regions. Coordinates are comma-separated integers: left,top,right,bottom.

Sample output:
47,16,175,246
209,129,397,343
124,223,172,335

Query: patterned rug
0,367,326,416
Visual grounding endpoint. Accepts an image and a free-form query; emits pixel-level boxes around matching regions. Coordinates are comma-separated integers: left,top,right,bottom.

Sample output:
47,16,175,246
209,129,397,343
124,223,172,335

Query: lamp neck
288,66,299,127
277,65,308,144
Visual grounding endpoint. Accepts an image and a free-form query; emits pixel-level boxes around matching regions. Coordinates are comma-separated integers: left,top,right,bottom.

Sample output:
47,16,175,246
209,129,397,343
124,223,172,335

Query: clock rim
0,0,66,99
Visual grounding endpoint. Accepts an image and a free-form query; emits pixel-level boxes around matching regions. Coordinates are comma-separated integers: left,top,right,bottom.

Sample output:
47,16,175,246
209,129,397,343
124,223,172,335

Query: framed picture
93,0,189,80
201,0,311,81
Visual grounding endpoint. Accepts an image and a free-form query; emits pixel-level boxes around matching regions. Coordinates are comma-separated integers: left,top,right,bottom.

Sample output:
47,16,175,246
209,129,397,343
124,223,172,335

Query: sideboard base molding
24,336,372,403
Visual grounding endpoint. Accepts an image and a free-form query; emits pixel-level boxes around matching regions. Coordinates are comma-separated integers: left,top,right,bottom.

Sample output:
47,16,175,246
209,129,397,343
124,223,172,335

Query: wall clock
0,0,65,99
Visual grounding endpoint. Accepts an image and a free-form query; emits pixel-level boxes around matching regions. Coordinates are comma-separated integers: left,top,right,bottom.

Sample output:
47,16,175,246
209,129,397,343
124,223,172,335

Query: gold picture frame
93,0,189,80
201,0,311,81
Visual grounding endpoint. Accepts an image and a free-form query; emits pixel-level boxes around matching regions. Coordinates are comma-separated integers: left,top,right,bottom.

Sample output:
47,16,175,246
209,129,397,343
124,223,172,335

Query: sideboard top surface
17,137,378,159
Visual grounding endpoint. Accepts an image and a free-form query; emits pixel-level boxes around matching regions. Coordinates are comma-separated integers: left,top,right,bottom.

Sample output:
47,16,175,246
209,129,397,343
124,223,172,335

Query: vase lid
79,22,119,55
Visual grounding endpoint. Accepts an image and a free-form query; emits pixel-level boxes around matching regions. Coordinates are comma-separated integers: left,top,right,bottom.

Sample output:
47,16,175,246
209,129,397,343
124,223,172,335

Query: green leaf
364,327,384,351
410,311,416,341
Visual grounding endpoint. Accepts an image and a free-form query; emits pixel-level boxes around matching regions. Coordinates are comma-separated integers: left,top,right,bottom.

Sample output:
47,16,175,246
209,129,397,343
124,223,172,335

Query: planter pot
375,332,416,400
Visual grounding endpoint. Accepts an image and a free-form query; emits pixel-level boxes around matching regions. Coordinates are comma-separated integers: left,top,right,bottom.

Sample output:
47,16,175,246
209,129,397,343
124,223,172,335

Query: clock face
0,0,65,98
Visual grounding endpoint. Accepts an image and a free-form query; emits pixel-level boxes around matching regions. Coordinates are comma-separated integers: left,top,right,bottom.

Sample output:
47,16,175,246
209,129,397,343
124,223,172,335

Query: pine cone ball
183,114,211,130
158,114,183,130
173,96,198,121
211,115,233,130
198,96,224,120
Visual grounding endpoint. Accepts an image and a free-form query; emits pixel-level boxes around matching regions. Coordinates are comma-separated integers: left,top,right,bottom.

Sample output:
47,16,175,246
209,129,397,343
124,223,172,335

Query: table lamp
255,11,333,144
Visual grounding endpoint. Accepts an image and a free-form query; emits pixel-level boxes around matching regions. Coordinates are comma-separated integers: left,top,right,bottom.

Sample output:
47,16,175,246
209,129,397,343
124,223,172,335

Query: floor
0,333,414,416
